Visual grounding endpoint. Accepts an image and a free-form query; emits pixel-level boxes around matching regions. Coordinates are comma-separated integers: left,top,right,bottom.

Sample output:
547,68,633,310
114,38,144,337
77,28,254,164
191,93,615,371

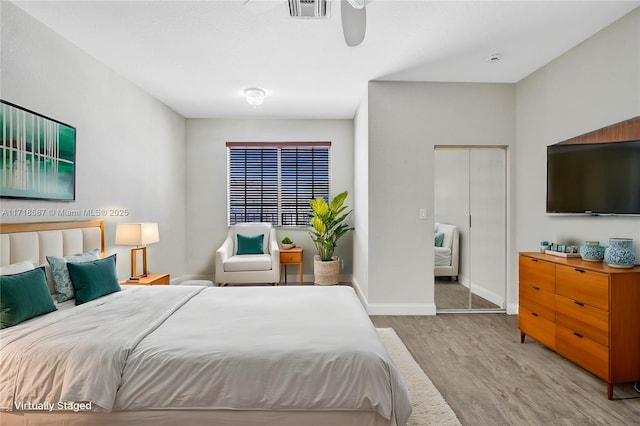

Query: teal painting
1,101,76,200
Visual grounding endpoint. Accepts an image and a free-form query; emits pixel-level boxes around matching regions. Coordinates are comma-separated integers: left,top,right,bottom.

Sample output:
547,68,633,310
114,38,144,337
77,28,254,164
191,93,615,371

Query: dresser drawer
556,265,609,311
519,283,555,321
519,256,555,292
556,325,609,381
519,307,555,350
555,295,609,347
280,252,302,263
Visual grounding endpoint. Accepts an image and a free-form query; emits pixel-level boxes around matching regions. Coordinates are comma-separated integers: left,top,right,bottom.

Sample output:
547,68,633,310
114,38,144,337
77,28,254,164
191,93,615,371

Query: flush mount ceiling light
244,88,266,107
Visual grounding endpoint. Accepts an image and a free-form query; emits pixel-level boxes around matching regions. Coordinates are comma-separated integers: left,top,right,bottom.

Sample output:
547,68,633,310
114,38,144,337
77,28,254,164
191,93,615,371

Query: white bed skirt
0,409,389,426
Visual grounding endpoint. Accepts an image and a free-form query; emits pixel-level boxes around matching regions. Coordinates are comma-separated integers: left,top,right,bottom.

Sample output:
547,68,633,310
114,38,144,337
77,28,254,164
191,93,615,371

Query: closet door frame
434,145,507,313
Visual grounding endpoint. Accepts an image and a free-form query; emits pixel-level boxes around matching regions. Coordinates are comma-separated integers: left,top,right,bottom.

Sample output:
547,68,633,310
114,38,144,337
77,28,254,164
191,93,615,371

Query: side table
280,247,303,285
120,273,170,285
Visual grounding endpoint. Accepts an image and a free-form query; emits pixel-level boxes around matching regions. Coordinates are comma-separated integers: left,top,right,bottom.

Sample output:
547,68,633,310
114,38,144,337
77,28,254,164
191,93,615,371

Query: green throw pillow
0,267,57,329
236,233,264,255
434,232,445,247
47,248,101,302
67,254,121,305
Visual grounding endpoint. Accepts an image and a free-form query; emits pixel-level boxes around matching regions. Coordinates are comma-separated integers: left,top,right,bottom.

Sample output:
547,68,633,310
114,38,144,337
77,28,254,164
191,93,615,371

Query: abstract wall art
1,100,76,200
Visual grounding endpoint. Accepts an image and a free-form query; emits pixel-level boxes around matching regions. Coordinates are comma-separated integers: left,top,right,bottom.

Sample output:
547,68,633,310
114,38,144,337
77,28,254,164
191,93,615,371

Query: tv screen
546,140,640,215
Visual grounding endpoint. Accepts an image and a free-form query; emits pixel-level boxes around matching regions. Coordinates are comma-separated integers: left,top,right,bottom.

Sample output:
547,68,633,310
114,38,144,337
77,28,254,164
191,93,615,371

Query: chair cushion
231,223,271,255
434,232,445,247
436,223,456,249
224,254,273,272
237,233,264,255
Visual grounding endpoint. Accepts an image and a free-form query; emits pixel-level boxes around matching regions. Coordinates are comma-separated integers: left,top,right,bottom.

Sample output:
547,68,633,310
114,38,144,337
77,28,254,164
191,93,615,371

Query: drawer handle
574,301,585,307
532,286,540,291
531,312,539,317
573,332,583,339
574,268,585,273
531,259,538,262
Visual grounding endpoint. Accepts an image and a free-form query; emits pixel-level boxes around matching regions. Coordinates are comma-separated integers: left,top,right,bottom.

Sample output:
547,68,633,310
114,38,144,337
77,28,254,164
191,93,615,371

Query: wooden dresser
519,252,640,399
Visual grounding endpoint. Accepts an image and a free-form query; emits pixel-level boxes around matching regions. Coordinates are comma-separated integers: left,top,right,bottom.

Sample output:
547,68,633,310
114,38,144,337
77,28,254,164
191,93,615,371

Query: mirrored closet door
434,147,506,312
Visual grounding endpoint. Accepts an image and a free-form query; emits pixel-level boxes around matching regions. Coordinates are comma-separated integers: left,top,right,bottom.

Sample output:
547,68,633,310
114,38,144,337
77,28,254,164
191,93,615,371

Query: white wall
365,82,516,314
184,118,354,282
0,2,187,280
353,92,369,299
515,8,640,306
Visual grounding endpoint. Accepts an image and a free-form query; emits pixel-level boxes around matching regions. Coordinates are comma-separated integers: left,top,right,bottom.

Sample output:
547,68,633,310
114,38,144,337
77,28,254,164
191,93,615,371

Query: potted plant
309,191,354,285
281,236,295,250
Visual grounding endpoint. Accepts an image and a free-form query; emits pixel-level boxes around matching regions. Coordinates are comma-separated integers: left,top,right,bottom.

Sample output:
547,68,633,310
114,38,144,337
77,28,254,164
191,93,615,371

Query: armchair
215,223,280,286
434,222,459,281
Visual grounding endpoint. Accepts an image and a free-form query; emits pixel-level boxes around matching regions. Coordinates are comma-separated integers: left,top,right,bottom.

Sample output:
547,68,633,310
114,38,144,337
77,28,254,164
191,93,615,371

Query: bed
0,220,411,426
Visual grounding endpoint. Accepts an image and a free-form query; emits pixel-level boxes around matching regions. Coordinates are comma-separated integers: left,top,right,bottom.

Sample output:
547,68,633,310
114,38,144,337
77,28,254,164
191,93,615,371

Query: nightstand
280,247,303,285
121,273,170,285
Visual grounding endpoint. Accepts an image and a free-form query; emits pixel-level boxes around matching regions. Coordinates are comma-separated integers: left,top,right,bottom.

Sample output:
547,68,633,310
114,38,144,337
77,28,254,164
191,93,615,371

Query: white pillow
0,261,35,276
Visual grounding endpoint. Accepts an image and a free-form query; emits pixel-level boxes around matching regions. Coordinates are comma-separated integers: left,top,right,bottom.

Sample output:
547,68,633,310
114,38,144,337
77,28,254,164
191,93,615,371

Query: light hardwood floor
371,314,640,425
435,277,500,310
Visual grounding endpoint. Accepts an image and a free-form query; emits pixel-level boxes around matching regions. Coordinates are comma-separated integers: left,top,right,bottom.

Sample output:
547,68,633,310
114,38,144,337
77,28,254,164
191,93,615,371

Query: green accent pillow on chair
434,232,445,247
67,254,121,305
236,234,264,255
0,267,57,329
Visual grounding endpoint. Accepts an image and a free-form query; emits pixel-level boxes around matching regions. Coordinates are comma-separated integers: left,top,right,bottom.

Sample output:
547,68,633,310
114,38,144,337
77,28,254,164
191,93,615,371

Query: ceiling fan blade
341,0,366,47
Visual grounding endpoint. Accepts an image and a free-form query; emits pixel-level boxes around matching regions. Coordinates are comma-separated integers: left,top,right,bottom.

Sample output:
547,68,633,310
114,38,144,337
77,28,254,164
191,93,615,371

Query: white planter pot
313,255,340,285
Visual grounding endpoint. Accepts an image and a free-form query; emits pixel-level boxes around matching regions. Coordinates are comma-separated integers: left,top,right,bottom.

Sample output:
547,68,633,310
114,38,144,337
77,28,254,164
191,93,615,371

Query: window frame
226,141,331,227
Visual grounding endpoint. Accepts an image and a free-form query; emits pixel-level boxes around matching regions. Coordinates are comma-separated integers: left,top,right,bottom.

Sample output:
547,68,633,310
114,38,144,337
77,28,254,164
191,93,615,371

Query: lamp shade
115,223,160,246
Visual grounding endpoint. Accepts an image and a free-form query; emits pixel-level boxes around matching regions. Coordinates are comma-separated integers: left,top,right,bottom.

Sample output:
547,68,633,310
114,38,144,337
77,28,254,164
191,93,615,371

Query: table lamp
115,222,160,280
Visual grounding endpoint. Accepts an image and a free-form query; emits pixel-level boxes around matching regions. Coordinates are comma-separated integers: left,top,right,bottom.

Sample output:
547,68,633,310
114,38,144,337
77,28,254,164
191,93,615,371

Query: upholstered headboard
0,220,105,293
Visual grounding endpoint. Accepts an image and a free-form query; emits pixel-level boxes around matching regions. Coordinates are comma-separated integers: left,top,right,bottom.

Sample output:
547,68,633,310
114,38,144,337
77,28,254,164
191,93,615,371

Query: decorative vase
579,241,605,262
604,238,636,268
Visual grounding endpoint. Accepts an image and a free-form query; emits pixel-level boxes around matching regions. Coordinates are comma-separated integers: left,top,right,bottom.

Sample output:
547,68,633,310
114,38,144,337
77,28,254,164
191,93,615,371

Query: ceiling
11,0,640,119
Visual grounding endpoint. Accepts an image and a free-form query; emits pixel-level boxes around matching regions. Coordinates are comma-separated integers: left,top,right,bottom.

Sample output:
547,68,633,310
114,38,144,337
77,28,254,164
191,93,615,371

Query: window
227,142,331,226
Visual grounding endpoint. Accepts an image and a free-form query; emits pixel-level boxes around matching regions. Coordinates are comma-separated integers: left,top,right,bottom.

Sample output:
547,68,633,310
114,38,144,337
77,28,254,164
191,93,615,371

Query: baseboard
366,303,437,316
171,274,214,285
350,277,369,307
454,276,505,308
352,278,437,316
469,284,505,308
290,273,352,285
507,302,518,315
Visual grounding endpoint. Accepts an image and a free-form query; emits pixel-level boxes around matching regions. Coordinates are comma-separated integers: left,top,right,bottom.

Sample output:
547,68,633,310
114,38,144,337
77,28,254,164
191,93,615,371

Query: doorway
434,146,506,312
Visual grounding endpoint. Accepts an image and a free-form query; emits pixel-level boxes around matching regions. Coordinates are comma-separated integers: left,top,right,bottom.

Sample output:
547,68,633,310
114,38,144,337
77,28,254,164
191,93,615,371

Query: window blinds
227,142,330,226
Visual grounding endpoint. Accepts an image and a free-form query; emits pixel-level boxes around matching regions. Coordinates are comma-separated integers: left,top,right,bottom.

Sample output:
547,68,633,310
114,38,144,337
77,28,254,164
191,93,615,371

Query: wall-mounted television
546,140,640,215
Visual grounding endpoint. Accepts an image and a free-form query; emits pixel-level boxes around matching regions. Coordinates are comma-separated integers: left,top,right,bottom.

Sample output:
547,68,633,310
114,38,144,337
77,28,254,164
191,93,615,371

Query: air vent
288,0,329,18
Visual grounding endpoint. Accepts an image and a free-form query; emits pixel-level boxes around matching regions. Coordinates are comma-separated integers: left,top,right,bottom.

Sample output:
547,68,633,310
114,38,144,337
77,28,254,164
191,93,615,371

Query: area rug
377,328,461,426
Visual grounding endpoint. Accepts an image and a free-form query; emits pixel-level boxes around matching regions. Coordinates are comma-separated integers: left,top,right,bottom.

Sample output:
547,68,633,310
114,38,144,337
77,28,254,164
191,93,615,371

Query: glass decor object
604,238,636,268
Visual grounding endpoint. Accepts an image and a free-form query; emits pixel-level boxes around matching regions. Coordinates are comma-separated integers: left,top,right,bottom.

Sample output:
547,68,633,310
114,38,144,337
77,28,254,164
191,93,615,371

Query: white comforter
0,285,411,426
